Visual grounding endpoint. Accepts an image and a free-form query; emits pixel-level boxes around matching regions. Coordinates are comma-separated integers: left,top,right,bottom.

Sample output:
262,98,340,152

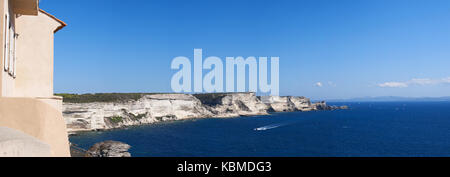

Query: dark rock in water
86,141,131,157
312,101,348,111
313,101,332,110
70,144,87,157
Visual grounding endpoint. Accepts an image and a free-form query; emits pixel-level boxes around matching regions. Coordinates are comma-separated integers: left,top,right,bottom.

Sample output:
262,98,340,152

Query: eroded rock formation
63,93,342,132
86,141,131,157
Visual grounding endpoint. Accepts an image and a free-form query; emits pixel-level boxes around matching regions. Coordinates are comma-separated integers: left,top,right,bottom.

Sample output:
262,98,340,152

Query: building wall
0,0,70,157
0,0,16,97
0,97,71,157
0,0,5,96
14,11,60,98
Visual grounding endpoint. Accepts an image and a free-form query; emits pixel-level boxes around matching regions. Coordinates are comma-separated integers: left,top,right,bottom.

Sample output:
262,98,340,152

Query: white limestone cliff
63,93,340,133
259,96,313,112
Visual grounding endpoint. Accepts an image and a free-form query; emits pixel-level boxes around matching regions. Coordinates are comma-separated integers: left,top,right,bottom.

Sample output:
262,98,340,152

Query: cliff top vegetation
56,93,156,103
56,92,253,103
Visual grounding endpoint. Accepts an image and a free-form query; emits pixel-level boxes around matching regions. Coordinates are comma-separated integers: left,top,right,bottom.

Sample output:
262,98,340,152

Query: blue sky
41,0,450,99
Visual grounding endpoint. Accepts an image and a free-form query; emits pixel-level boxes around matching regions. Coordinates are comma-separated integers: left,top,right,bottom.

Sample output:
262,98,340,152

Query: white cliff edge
63,93,346,133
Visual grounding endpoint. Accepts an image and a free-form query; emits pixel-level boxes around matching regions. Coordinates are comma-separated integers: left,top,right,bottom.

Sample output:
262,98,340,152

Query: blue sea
69,102,450,157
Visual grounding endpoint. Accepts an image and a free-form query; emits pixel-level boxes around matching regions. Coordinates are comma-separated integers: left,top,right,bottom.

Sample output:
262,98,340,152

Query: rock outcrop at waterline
259,96,314,112
69,141,132,157
62,93,343,132
86,141,131,157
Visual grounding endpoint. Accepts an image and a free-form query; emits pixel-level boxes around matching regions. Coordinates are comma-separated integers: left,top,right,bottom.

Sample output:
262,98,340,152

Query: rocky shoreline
62,93,347,133
70,141,132,157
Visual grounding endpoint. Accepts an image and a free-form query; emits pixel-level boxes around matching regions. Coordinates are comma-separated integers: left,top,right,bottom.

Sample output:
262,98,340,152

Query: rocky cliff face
63,93,340,132
64,94,211,132
194,93,271,118
259,96,313,112
86,141,131,157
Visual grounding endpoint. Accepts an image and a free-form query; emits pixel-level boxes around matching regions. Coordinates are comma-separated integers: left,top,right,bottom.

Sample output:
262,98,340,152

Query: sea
69,102,450,157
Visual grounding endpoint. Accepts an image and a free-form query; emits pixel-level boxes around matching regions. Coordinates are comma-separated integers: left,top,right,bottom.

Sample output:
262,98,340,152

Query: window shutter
8,25,14,75
13,33,17,77
3,15,9,71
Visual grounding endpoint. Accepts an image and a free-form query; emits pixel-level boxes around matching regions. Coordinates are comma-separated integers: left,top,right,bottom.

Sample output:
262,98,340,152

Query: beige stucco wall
0,0,3,95
1,0,45,97
14,11,60,98
0,97,70,157
37,96,63,112
0,1,70,157
0,0,16,97
0,0,5,96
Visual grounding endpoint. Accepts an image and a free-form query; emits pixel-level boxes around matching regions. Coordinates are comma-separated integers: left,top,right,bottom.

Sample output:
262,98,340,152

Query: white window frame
3,14,9,72
3,12,16,78
8,24,15,77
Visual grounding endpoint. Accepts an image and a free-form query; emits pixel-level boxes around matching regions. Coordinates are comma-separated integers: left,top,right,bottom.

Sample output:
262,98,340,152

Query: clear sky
40,0,450,100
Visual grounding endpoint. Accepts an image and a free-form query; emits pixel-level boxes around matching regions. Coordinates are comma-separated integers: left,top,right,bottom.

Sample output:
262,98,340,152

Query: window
3,14,9,72
3,13,16,77
8,24,15,77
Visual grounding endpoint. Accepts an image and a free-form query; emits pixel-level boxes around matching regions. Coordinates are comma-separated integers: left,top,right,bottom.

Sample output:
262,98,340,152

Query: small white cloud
378,77,450,88
378,82,409,88
440,77,450,84
328,81,337,87
314,82,323,87
410,78,436,85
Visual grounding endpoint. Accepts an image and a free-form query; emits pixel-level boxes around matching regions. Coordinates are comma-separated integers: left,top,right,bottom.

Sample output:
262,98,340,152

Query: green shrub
108,116,123,124
56,93,156,103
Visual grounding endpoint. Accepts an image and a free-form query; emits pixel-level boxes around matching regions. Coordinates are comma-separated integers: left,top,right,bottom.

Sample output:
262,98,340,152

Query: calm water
70,102,450,157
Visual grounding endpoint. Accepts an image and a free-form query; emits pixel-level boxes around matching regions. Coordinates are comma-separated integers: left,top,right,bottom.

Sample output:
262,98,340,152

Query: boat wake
254,123,286,131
